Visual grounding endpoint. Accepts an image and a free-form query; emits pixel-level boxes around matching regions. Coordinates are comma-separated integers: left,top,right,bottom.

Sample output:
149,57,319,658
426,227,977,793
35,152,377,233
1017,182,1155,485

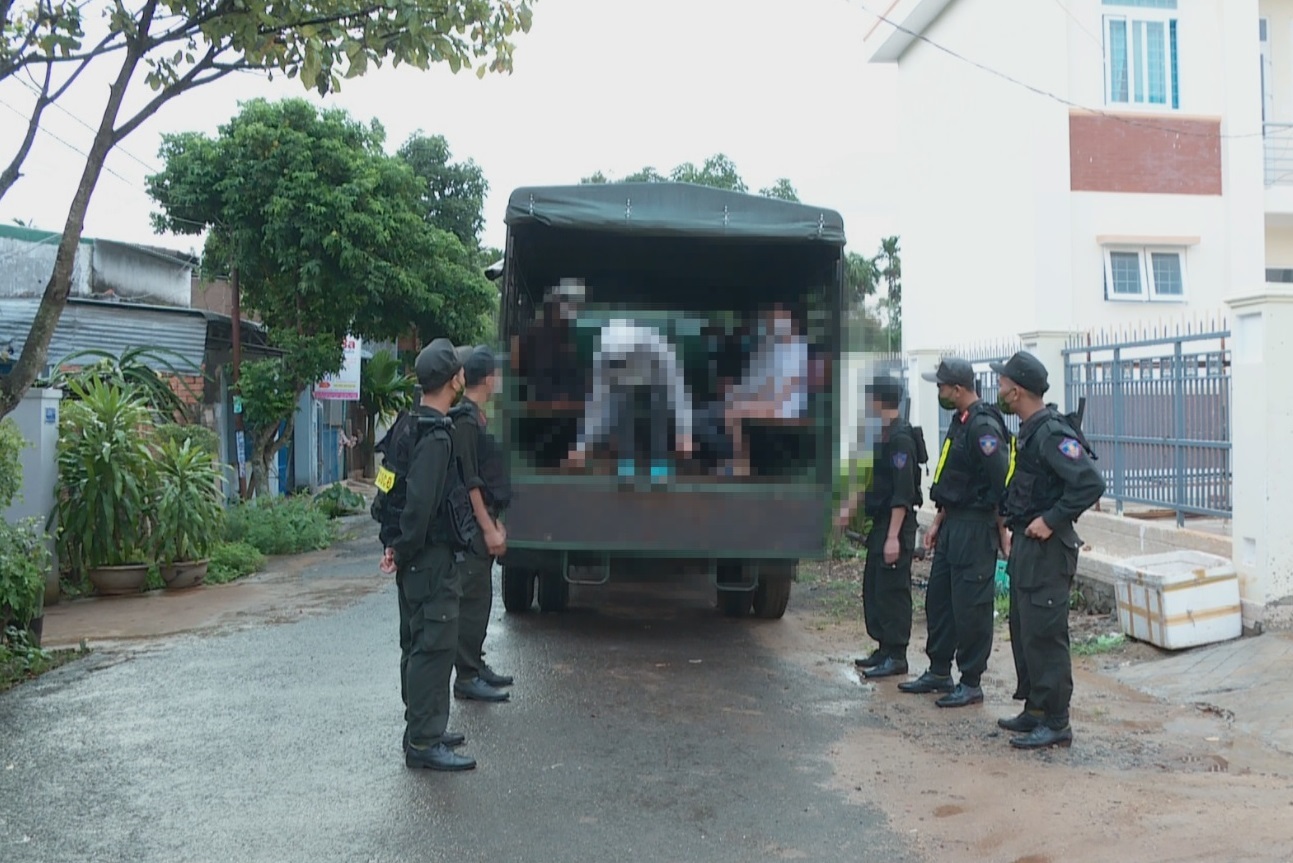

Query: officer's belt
940,506,998,522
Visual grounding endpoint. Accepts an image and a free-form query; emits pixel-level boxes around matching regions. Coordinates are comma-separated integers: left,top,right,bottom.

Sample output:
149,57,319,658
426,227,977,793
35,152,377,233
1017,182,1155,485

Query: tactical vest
371,411,478,552
930,401,1010,510
1002,407,1097,528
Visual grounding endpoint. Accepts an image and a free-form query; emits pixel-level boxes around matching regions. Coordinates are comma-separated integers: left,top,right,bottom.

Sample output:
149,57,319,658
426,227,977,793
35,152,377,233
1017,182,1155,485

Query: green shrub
313,483,365,519
224,496,334,556
206,541,266,585
0,418,25,510
0,518,51,629
153,422,220,457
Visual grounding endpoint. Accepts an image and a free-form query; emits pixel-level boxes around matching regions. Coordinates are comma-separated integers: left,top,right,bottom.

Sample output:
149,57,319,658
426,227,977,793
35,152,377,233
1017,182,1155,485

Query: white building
863,0,1270,351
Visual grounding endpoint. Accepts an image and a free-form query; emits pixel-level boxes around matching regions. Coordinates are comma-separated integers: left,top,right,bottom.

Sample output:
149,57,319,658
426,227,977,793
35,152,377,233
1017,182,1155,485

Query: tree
758,178,800,202
844,236,902,352
148,97,487,495
0,0,535,421
355,349,414,476
582,154,797,198
394,130,497,343
397,131,488,249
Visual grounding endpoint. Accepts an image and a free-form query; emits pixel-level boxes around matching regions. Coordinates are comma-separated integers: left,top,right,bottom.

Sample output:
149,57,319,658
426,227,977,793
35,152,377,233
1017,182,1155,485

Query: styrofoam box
1111,550,1242,650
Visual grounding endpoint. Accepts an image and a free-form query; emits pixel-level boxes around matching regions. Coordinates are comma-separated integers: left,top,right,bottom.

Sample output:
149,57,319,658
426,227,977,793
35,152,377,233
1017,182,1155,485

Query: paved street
0,546,917,863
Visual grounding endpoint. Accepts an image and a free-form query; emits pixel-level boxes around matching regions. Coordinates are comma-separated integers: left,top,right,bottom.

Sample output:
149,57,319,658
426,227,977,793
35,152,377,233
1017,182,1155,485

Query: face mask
997,388,1017,415
938,396,956,411
773,317,792,338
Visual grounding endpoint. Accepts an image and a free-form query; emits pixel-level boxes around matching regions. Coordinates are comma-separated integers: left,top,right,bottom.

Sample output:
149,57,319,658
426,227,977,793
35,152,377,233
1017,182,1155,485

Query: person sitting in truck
512,279,587,403
706,303,809,477
564,315,696,481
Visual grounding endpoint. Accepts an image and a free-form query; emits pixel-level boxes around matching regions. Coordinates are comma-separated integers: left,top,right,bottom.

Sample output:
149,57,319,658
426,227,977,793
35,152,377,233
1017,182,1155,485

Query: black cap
462,346,497,386
990,350,1050,396
414,338,461,389
920,357,976,390
865,374,905,408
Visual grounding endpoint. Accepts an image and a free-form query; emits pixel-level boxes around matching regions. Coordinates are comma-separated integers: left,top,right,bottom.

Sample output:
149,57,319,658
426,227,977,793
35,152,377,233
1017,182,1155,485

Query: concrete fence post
1225,288,1293,630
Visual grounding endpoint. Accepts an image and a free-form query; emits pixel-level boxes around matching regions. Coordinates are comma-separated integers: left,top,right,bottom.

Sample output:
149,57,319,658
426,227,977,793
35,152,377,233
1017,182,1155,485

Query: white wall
897,0,1071,352
1260,0,1293,124
0,234,91,299
92,242,193,307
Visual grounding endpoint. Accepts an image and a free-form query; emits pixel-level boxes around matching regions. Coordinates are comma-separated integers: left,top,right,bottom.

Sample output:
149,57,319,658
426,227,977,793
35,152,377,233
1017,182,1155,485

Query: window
1103,0,1180,109
1102,247,1187,302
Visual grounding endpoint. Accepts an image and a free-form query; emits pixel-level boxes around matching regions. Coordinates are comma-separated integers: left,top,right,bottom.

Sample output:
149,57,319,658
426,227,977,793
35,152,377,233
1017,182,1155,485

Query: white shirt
732,334,808,419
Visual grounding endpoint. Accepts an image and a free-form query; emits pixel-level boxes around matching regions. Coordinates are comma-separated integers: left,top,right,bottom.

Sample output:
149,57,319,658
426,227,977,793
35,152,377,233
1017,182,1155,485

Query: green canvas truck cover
505,182,847,246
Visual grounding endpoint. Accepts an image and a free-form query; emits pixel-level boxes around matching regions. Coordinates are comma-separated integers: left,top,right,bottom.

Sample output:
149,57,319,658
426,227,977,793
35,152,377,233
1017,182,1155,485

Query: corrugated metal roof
0,298,206,373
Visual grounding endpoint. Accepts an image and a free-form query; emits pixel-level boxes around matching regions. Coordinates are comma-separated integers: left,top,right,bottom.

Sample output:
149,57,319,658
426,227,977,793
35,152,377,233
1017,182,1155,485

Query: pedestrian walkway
1111,630,1293,756
39,522,387,649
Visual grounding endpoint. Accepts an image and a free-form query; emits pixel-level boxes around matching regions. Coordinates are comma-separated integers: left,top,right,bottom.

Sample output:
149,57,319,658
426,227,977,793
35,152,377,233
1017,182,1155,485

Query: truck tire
537,570,569,613
502,567,536,614
752,568,793,619
716,561,753,617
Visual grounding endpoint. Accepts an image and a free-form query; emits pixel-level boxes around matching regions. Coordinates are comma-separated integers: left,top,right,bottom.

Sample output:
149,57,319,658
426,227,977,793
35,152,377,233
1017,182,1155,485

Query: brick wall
1069,110,1222,196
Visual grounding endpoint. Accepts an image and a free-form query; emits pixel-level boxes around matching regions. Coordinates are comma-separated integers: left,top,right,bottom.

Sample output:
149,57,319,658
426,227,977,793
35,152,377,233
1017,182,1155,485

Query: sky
0,0,899,258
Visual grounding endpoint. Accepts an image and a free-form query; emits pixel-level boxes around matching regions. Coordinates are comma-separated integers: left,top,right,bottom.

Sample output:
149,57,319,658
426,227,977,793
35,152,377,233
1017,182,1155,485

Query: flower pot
87,564,150,596
161,560,209,591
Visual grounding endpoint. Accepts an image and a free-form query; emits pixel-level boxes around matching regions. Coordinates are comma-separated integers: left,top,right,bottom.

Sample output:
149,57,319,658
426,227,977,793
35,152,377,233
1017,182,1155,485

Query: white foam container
1112,550,1242,650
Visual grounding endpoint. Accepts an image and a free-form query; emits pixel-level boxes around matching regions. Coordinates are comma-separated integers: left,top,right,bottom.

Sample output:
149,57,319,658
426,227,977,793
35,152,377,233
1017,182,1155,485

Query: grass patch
1072,632,1127,656
206,541,267,585
224,496,335,556
313,484,366,519
0,629,92,693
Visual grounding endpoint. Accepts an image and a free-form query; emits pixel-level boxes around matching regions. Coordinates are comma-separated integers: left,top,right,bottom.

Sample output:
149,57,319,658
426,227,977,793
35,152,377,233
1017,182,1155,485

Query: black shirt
865,417,919,516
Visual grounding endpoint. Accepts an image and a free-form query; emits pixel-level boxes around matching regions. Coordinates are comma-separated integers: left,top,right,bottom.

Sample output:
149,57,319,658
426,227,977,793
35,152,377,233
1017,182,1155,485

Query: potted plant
54,380,157,595
152,437,227,589
0,517,51,644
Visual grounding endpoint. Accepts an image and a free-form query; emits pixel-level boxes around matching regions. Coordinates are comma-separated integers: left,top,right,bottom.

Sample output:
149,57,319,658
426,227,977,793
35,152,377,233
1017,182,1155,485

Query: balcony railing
1265,123,1293,186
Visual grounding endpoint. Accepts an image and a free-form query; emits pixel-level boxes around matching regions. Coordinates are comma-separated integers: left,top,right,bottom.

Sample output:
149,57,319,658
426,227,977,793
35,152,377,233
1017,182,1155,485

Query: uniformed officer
450,346,514,703
835,374,921,679
392,338,476,771
991,351,1105,750
900,358,1011,707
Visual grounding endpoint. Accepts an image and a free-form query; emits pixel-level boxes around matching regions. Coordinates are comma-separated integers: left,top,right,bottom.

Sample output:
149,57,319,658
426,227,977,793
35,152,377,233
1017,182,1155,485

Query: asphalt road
0,546,919,863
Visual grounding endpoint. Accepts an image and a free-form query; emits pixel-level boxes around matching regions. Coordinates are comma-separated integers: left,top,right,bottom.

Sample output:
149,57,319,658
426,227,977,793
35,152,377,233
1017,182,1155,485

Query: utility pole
230,262,249,500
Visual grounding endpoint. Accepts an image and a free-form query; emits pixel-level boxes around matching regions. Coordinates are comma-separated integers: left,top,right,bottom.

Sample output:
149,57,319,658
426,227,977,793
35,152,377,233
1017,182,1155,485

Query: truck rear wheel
502,567,536,614
752,567,794,619
716,561,754,617
537,570,570,613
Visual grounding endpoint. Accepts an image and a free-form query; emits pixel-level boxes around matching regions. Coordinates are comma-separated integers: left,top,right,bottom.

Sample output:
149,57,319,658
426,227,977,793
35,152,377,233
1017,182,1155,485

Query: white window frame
1102,246,1188,302
1103,8,1180,111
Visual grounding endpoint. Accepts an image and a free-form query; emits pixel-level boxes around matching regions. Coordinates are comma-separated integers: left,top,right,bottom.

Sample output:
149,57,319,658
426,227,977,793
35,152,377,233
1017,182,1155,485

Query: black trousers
454,549,494,680
397,544,460,747
863,509,917,660
924,510,997,686
611,385,669,463
1007,533,1080,728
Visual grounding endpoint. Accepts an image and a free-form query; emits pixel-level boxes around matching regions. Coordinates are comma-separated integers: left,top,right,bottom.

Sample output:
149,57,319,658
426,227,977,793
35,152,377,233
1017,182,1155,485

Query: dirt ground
773,555,1293,863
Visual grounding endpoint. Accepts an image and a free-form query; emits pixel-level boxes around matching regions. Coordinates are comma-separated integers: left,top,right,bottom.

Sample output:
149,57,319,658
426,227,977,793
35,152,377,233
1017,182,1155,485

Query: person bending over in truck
708,303,808,477
564,316,695,481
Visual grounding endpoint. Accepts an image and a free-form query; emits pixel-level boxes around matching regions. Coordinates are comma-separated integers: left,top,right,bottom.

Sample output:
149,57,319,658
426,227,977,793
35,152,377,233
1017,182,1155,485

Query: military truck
493,182,846,620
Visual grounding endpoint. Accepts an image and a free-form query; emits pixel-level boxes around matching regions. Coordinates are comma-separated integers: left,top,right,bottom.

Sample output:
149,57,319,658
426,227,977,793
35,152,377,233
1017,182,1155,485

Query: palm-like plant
357,350,415,476
54,380,156,573
45,346,204,421
151,439,226,565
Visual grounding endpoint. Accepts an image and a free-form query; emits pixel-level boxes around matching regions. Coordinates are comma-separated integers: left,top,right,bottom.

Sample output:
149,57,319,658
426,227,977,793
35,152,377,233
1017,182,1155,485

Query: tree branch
110,43,225,143
0,61,51,202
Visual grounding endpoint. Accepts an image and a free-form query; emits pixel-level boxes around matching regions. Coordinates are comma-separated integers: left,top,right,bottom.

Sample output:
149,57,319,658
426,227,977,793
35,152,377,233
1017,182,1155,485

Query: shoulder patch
891,451,909,470
1058,437,1083,460
978,434,999,456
